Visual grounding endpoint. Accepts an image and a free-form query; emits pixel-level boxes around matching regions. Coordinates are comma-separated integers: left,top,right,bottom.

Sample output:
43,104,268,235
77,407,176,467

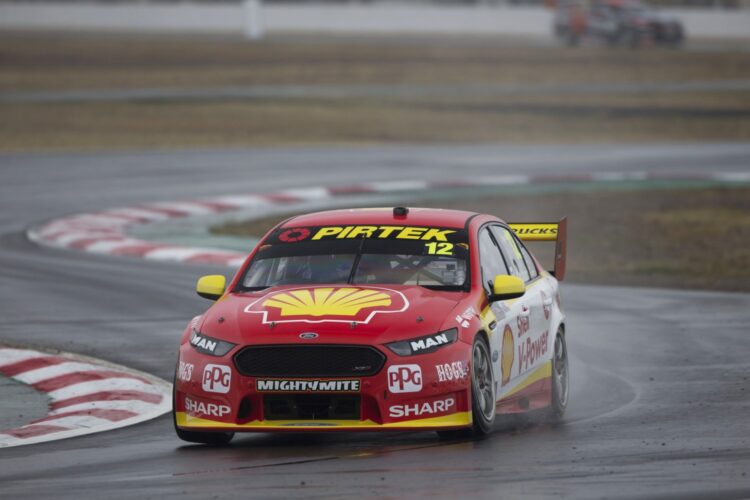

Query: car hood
197,284,466,346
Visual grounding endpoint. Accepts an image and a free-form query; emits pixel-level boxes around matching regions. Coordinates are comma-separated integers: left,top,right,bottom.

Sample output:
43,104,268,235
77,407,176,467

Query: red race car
173,207,569,444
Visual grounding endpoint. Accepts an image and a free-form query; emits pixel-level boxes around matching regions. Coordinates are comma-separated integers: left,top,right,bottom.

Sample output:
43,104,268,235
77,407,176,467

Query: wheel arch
475,328,491,345
473,328,497,370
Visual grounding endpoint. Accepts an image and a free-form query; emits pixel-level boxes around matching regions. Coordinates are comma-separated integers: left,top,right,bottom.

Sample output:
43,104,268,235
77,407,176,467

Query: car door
489,225,550,383
477,226,520,399
477,225,538,399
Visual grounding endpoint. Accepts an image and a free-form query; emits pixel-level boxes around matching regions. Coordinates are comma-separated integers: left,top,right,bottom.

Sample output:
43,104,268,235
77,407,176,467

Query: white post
243,0,264,40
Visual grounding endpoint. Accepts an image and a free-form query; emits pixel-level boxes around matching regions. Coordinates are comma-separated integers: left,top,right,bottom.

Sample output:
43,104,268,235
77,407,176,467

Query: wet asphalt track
0,143,749,499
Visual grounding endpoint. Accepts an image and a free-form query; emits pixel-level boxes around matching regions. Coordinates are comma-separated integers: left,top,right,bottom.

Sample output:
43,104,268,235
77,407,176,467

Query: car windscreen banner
259,225,469,259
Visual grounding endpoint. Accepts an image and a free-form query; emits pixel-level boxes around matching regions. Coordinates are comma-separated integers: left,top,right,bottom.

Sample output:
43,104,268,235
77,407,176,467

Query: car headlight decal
189,329,236,357
386,328,458,356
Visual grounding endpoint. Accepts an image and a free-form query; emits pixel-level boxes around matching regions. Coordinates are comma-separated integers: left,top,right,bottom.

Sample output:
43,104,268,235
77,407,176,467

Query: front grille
264,394,360,420
234,345,386,377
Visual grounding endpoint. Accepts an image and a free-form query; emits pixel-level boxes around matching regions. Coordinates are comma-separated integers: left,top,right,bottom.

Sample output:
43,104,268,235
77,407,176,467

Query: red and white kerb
0,347,171,448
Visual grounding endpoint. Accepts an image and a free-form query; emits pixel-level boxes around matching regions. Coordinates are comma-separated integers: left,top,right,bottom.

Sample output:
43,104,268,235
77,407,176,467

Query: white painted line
143,247,237,262
0,348,49,366
26,229,43,244
13,362,109,385
33,223,72,237
72,214,134,228
367,180,430,192
477,175,530,185
714,172,750,182
106,207,171,222
47,378,164,402
52,231,114,247
47,215,130,231
83,238,145,254
211,195,269,207
48,399,163,416
278,187,332,200
24,414,120,429
589,172,649,182
144,202,217,216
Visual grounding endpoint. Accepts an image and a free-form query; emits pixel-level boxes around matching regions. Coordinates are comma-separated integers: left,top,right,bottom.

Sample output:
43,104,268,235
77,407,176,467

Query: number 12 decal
425,242,454,256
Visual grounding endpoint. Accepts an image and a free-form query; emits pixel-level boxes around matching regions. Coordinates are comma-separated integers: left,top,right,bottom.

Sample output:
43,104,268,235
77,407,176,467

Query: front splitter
175,411,472,432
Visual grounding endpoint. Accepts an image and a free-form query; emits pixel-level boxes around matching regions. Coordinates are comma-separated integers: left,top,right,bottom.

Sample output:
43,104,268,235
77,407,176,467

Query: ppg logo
202,364,231,394
387,364,422,393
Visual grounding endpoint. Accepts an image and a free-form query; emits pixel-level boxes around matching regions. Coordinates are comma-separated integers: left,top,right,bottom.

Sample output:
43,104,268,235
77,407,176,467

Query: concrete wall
0,4,241,32
669,8,750,37
0,2,748,38
265,5,553,35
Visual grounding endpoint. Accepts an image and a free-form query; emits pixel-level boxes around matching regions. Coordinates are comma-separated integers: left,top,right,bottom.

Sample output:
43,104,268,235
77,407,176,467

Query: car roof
282,207,483,229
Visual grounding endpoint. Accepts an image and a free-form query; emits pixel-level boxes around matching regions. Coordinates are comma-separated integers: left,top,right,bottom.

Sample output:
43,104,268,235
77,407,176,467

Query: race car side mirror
196,275,226,301
489,275,525,302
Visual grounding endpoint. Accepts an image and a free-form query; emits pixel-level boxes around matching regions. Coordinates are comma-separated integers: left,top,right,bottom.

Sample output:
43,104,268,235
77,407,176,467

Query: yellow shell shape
263,288,392,317
501,326,514,386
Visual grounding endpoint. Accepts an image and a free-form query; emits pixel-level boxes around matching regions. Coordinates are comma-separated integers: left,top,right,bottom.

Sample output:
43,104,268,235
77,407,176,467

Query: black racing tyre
172,368,234,445
470,334,496,435
547,329,570,422
436,334,496,439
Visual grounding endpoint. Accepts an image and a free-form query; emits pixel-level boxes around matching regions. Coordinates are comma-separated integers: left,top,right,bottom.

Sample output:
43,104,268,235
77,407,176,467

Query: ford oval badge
299,332,319,340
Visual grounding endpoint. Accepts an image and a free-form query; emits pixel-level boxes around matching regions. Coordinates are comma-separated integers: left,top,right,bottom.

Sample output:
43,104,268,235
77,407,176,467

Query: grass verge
1,32,749,151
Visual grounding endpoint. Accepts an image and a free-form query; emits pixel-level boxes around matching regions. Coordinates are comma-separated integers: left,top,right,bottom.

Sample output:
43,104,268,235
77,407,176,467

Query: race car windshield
238,225,469,291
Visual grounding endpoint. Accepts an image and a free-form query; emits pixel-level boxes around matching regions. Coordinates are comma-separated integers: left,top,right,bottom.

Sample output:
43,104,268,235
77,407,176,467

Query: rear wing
509,217,567,281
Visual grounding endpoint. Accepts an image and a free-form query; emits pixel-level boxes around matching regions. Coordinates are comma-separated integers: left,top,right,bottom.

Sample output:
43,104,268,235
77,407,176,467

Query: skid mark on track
117,441,470,481
173,456,340,477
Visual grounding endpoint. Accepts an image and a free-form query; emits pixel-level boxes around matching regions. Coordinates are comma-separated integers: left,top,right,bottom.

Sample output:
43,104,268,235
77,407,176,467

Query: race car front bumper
173,341,473,432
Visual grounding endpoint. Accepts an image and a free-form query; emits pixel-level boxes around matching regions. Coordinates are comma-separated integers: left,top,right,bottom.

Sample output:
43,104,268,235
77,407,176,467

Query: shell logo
244,286,409,325
501,325,514,386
